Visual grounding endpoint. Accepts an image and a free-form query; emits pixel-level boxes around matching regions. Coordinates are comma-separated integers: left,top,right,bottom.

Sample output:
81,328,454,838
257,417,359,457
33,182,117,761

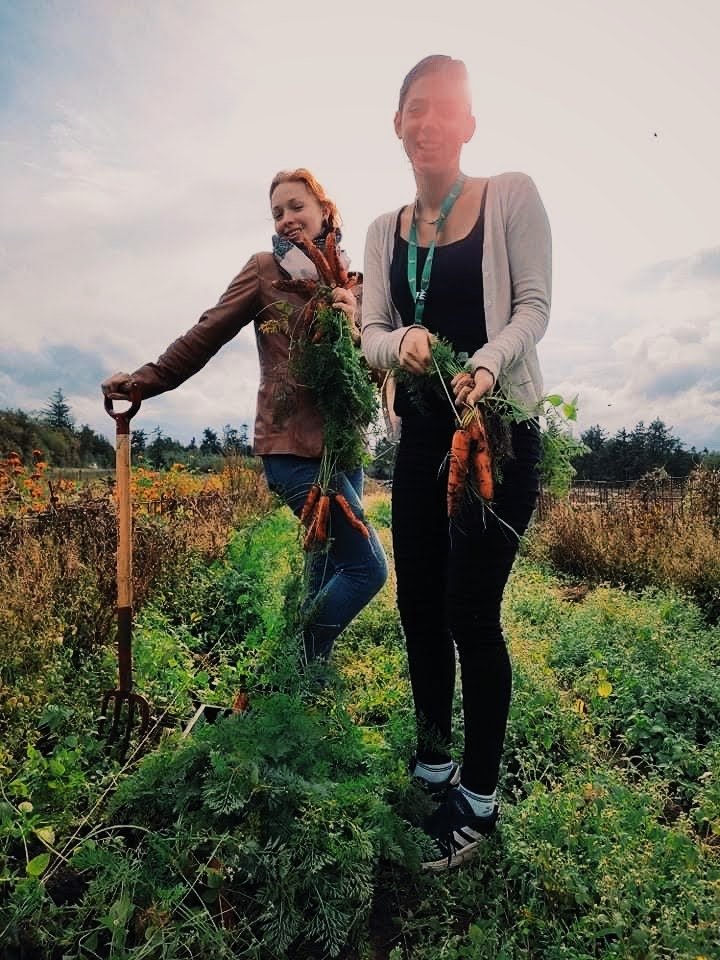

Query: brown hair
269,168,341,230
397,55,471,112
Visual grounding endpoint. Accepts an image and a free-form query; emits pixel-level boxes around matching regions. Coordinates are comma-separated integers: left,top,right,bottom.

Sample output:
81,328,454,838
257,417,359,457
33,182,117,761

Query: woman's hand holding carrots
330,286,357,324
398,326,434,374
466,367,495,407
451,367,495,408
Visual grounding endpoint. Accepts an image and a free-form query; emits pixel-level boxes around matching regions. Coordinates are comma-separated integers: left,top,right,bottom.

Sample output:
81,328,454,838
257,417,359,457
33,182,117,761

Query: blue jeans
262,455,388,661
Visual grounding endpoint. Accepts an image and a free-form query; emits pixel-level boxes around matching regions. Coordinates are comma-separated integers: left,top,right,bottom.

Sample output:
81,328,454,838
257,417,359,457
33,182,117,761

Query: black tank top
389,200,487,421
389,206,487,358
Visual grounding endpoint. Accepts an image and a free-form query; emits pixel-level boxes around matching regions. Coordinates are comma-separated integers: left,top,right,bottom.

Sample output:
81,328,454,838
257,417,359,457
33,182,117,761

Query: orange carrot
273,277,317,297
232,690,250,713
334,493,370,538
302,239,334,285
472,448,494,501
304,493,331,550
300,483,321,526
303,511,320,551
315,494,331,542
466,409,489,446
467,409,493,501
447,427,473,518
324,231,348,286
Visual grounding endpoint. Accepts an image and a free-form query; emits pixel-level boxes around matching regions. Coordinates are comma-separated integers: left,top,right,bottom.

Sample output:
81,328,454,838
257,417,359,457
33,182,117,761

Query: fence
536,474,720,531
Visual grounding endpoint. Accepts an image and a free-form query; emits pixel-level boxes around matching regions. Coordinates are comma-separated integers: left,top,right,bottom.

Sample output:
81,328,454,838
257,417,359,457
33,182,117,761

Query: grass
0,470,718,959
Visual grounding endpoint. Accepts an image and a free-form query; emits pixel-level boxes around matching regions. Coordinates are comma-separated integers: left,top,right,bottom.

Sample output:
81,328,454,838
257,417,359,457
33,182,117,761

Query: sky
1,0,719,452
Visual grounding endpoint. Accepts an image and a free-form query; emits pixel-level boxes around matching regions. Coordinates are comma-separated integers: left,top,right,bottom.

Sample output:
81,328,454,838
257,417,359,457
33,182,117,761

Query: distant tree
187,436,197,452
574,425,610,481
0,409,45,464
43,427,80,467
77,424,114,468
366,436,397,481
42,388,75,430
222,424,242,455
145,426,184,469
221,424,251,456
574,419,698,482
200,428,222,456
641,418,695,475
581,424,608,452
131,429,147,460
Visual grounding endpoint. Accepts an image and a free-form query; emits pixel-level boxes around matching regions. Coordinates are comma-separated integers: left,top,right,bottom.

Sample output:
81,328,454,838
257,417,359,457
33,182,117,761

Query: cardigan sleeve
469,173,551,383
129,255,262,398
361,212,408,370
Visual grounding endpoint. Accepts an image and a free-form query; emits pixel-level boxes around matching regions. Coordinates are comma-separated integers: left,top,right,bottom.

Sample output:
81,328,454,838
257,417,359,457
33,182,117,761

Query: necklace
407,173,465,325
414,199,444,226
415,205,441,226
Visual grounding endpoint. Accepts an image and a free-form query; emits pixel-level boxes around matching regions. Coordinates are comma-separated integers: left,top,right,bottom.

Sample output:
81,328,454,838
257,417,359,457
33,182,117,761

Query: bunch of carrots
300,482,369,551
447,407,494,519
273,230,360,343
271,231,376,551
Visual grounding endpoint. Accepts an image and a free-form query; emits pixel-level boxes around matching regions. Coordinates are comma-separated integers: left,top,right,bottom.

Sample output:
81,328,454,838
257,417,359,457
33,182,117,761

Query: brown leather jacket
127,251,330,458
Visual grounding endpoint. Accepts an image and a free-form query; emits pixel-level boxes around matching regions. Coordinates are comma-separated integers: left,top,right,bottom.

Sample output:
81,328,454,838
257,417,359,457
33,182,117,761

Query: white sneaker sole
421,838,481,872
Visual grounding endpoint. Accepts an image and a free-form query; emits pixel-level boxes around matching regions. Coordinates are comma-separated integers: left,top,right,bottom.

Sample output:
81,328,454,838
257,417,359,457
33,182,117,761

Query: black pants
392,413,541,794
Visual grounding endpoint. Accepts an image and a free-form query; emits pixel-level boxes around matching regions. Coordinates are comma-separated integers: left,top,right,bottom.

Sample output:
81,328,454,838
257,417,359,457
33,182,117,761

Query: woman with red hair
103,168,387,665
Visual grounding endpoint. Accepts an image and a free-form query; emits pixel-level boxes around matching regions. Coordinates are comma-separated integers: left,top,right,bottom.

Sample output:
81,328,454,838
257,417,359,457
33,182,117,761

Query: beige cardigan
361,171,552,424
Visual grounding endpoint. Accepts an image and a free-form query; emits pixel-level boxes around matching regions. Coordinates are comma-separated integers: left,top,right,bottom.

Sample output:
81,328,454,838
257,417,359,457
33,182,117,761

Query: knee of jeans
361,551,388,599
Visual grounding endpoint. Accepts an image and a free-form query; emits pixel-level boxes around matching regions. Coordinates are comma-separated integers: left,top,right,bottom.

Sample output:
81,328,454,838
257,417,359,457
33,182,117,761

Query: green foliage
289,303,379,473
41,388,75,430
548,586,720,799
392,336,462,414
539,394,590,497
1,494,720,959
576,418,701,481
0,407,114,468
364,494,392,529
393,338,588,497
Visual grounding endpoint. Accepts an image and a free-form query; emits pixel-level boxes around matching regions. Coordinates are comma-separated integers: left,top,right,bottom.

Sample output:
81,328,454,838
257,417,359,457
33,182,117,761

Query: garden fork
101,385,151,753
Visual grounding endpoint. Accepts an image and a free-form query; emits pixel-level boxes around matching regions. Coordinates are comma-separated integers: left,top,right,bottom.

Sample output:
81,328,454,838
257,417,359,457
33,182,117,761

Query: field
1,460,719,959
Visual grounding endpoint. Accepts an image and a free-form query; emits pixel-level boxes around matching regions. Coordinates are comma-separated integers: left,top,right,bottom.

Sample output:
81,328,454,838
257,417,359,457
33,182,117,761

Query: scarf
271,228,351,282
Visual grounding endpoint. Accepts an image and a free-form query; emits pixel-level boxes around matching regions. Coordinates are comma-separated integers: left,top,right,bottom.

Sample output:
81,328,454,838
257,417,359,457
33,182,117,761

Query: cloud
630,245,720,290
3,1,720,457
543,241,720,450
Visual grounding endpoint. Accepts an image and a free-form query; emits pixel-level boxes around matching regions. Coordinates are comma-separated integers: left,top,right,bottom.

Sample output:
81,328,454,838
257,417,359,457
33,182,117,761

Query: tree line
368,417,719,483
0,389,252,471
574,418,719,483
1,391,718,481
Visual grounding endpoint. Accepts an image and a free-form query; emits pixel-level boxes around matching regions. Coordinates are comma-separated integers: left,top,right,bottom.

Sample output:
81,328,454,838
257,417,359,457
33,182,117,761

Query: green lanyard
407,173,466,325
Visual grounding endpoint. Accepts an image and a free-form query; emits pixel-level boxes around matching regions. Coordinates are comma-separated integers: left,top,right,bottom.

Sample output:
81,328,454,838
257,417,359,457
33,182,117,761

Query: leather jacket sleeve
130,255,262,398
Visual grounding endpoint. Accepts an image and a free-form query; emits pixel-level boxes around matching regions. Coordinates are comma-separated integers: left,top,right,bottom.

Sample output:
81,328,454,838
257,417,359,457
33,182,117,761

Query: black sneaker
409,756,461,801
421,787,499,871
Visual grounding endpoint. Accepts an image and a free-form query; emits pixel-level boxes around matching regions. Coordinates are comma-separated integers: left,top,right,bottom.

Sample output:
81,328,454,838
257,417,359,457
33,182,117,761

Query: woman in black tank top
361,54,551,871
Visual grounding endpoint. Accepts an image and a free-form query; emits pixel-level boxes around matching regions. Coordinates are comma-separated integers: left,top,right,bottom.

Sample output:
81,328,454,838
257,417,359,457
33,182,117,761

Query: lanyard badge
407,173,466,325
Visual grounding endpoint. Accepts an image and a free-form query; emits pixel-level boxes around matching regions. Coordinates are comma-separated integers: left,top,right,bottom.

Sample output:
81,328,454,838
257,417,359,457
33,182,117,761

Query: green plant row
0,502,718,958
